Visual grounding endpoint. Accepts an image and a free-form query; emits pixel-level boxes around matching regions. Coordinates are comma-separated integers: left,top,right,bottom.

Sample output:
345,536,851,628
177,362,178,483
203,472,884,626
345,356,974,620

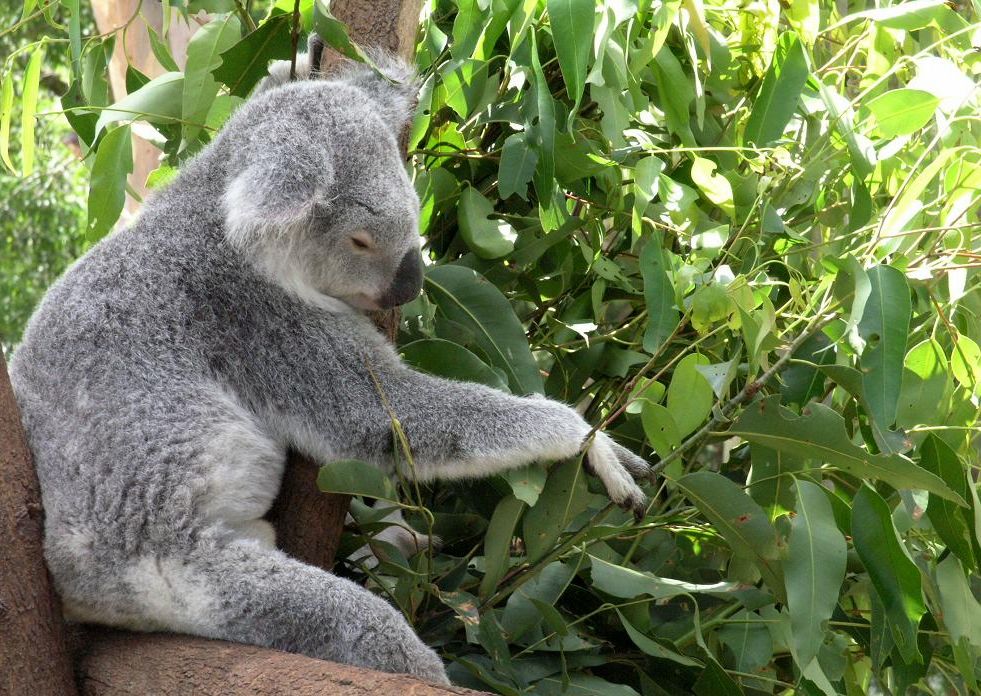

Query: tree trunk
0,361,77,696
72,628,485,695
272,0,423,570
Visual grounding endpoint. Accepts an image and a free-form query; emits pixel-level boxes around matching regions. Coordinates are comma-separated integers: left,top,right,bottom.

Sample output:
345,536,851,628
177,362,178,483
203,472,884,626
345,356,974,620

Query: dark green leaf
786,480,847,667
400,338,509,390
640,238,678,354
214,14,294,97
858,265,911,429
480,494,525,599
919,435,976,570
852,485,926,664
547,0,594,107
523,459,590,562
676,471,785,600
744,32,809,146
498,132,538,200
424,265,544,394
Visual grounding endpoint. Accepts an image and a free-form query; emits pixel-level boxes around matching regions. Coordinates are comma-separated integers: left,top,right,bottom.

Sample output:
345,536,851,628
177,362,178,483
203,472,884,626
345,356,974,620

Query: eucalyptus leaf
729,397,962,505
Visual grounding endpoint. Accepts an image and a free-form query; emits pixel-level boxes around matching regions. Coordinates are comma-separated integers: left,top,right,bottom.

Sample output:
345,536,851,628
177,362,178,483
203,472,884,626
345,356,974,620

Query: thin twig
289,0,302,80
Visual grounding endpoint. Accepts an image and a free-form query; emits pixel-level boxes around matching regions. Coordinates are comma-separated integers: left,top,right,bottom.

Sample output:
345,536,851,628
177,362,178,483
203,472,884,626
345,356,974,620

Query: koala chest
196,395,288,526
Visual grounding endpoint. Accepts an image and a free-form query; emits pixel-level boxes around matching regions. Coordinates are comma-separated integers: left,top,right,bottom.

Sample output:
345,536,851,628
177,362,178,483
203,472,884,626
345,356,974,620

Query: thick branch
73,628,485,695
272,0,423,571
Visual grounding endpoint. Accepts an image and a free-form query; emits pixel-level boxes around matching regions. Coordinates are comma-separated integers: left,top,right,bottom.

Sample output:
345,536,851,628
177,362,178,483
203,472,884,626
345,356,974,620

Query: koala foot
583,432,653,520
356,608,450,685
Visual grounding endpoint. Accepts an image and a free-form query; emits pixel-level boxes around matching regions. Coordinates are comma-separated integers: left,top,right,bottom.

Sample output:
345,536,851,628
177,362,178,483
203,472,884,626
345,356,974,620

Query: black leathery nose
379,249,423,308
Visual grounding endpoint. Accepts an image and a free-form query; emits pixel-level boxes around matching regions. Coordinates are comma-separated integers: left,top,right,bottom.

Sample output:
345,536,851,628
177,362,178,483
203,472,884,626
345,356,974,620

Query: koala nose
378,248,423,308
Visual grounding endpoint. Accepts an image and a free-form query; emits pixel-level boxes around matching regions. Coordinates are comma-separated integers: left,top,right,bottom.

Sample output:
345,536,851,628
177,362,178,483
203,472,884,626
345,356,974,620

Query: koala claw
584,432,653,520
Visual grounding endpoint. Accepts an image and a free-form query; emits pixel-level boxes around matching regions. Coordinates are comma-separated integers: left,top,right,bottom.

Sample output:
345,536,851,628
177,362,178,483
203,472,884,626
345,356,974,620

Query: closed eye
350,232,375,251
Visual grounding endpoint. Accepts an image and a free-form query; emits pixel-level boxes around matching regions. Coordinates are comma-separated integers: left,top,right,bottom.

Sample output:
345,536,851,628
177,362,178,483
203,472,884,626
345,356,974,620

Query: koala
9,40,652,685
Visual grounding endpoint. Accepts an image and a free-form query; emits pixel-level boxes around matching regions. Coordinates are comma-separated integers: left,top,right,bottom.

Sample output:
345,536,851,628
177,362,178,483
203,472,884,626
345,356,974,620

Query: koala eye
350,232,375,251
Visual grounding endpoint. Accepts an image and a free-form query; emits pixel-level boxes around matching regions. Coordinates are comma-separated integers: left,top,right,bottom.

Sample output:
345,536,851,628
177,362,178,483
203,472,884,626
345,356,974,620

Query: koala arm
377,366,652,516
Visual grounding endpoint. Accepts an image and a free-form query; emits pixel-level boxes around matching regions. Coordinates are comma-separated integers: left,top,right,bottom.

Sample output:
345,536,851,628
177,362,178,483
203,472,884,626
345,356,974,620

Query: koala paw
583,432,653,520
361,611,450,685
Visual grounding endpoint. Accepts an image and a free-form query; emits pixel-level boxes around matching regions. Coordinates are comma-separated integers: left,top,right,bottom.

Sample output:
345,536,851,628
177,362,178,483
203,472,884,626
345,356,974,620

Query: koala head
218,41,422,312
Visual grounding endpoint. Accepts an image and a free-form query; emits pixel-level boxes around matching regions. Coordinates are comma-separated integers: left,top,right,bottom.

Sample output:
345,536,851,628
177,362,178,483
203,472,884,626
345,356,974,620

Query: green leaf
590,555,739,599
146,23,179,72
503,465,547,507
0,72,14,172
858,265,911,429
86,125,133,242
547,0,594,107
400,338,509,391
652,47,695,147
458,186,516,259
786,481,847,667
935,555,981,649
639,239,678,354
19,44,43,176
632,155,665,234
317,459,399,503
919,435,976,570
852,485,926,664
666,353,713,438
896,339,949,429
675,471,785,600
690,157,735,217
692,659,744,696
424,265,544,394
832,0,949,31
497,132,538,200
479,494,525,599
502,561,575,640
744,32,809,146
866,89,939,138
312,0,374,64
145,165,178,190
717,609,773,675
213,13,294,97
748,445,804,517
523,459,590,563
182,13,241,143
617,610,703,666
529,33,558,228
730,397,963,505
95,72,185,135
951,335,981,395
640,402,681,459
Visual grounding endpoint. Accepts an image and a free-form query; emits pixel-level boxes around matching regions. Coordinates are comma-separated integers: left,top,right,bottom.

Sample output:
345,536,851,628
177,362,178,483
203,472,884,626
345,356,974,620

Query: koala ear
332,49,419,136
222,142,335,250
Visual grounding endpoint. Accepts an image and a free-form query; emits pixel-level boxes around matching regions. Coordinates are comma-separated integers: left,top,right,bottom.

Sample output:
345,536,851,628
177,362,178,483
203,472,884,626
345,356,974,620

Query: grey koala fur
9,45,652,685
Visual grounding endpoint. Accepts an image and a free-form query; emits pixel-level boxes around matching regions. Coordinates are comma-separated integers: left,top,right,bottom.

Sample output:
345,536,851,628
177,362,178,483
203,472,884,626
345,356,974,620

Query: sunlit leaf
729,397,963,504
86,124,133,242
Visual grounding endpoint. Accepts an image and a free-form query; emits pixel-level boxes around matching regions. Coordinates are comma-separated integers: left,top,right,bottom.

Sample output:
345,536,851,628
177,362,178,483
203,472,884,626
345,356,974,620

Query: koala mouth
344,293,383,312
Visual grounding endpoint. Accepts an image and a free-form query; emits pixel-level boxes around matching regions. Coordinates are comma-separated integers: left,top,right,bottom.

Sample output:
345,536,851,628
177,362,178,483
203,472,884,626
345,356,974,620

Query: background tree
2,0,980,694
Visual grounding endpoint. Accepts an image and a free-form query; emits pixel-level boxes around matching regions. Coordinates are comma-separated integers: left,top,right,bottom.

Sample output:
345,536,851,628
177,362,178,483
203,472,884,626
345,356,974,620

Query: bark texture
0,361,77,696
273,0,424,570
73,629,485,695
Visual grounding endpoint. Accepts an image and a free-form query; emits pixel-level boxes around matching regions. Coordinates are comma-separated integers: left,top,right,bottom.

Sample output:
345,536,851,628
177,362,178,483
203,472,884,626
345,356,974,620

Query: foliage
0,4,89,355
4,0,981,693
